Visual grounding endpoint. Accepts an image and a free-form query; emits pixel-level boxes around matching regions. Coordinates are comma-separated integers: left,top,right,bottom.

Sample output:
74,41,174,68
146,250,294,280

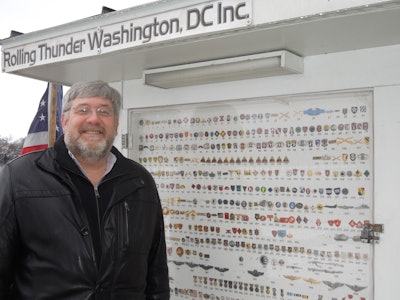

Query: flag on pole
21,83,63,155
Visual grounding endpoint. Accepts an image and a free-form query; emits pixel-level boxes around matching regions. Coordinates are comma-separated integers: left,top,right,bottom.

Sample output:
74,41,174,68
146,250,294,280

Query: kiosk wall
2,1,400,299
120,44,400,300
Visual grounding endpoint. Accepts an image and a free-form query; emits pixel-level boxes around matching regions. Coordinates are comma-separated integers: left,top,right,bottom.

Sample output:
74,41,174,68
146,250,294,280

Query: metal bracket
360,224,384,244
121,134,129,149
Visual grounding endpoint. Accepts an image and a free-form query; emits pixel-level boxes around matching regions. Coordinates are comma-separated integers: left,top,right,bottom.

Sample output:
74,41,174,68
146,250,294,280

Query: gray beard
65,134,113,163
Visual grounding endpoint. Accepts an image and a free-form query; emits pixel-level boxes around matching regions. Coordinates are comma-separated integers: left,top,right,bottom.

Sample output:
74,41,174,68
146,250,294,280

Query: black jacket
0,138,170,299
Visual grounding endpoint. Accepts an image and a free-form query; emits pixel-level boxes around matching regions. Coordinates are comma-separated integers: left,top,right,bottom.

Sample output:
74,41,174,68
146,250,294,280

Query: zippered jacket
0,138,170,299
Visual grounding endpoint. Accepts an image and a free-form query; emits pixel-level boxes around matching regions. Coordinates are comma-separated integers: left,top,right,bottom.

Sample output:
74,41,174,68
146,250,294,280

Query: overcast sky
0,0,155,141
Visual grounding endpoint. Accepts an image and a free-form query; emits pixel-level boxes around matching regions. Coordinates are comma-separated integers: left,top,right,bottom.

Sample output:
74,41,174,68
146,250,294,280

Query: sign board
1,0,252,72
1,0,395,73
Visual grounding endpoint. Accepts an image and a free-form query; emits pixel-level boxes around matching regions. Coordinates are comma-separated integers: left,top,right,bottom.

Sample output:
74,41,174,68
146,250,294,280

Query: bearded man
0,80,170,300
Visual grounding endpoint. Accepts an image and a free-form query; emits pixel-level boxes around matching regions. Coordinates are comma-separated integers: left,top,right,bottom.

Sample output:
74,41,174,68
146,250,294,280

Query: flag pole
48,82,58,147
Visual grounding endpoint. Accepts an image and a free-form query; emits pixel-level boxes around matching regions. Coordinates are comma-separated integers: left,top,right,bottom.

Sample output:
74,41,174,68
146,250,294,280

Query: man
0,80,170,299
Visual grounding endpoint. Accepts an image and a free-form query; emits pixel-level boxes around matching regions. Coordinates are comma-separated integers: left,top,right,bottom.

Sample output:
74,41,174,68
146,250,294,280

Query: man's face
62,97,119,161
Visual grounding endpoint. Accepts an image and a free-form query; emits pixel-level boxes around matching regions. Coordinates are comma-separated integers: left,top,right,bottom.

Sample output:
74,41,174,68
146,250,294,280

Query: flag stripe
21,83,63,155
20,144,48,155
22,131,49,147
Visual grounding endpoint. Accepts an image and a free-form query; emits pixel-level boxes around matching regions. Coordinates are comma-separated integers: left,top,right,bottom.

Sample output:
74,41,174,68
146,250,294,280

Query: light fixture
143,50,303,89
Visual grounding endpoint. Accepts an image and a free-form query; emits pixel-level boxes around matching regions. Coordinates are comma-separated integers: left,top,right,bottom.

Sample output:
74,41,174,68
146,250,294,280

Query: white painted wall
373,85,400,299
120,44,400,299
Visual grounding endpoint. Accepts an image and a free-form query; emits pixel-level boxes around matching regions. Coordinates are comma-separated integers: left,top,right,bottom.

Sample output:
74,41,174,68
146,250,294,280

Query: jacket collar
38,135,137,180
37,136,146,205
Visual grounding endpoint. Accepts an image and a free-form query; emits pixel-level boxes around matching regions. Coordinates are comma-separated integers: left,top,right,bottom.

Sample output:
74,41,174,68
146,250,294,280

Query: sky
0,0,155,141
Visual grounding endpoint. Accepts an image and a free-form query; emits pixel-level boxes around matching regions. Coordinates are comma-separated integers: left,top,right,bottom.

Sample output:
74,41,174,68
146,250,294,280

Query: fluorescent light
143,50,303,88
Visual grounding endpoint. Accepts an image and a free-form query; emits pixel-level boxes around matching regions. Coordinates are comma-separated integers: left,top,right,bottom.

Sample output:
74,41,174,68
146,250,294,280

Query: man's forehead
73,97,112,105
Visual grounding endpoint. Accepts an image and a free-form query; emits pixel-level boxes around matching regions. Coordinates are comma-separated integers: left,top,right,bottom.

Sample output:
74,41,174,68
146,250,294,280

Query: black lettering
57,44,66,56
133,26,143,41
218,2,249,24
73,39,85,52
103,32,112,47
187,8,200,30
65,39,73,54
1,50,35,67
29,50,36,66
187,4,214,30
170,18,180,34
37,38,85,60
218,3,222,24
221,4,235,23
142,23,153,43
3,51,11,67
236,2,248,20
56,37,85,55
112,31,121,45
152,17,160,38
201,4,213,26
87,30,103,50
159,20,170,35
120,24,131,43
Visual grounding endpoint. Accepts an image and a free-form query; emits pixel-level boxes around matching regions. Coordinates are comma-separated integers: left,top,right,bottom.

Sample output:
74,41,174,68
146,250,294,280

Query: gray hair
62,80,122,118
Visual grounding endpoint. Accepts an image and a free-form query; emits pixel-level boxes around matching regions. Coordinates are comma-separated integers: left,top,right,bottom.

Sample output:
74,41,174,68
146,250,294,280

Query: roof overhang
1,0,400,86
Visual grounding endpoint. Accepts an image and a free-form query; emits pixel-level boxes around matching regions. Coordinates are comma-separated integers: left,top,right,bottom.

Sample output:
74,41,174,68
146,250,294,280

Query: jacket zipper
94,188,102,242
124,201,130,248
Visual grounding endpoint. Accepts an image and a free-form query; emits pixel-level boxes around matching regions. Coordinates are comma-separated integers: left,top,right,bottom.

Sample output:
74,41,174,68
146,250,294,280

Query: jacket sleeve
145,194,170,300
0,165,18,299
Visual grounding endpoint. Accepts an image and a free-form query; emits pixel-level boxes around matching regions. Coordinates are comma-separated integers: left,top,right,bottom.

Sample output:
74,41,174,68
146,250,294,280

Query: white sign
2,0,252,72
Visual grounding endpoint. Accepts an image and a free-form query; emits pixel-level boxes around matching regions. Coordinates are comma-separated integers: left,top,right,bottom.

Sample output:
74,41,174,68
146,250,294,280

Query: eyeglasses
70,105,114,117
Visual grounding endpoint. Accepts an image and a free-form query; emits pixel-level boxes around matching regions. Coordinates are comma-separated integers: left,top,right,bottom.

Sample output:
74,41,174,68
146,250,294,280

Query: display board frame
128,89,374,300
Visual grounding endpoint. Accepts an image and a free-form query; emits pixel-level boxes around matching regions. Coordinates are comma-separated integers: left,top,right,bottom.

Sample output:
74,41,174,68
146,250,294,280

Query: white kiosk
2,1,400,299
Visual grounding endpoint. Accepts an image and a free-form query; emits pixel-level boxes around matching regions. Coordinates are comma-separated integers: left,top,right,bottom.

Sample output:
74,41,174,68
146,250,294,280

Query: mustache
80,125,104,132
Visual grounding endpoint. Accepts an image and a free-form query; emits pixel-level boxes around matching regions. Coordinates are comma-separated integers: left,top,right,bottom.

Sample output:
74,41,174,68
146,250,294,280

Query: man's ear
61,113,68,130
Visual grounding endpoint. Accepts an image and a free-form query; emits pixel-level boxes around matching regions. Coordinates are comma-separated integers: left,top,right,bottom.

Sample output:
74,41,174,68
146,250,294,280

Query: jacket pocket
121,201,130,250
117,199,158,255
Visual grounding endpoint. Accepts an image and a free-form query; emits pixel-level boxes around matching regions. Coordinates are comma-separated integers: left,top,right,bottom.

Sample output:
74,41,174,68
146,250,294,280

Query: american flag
21,83,63,154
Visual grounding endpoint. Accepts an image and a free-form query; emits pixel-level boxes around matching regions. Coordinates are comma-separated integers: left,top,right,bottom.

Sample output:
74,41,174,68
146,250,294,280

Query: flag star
40,99,46,107
39,113,46,121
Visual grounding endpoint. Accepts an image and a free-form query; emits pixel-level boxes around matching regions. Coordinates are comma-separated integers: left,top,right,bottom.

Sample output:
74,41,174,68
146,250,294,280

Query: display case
129,90,373,300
